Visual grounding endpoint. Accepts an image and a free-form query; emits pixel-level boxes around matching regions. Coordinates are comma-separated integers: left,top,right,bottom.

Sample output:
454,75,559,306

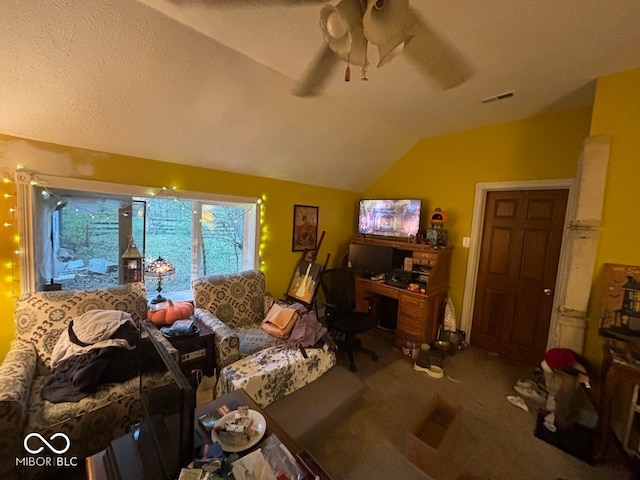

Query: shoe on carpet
516,378,536,388
507,395,529,412
513,383,546,403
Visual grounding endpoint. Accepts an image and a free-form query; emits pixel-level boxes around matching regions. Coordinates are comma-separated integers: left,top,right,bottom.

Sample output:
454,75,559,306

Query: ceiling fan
294,0,473,96
167,0,471,96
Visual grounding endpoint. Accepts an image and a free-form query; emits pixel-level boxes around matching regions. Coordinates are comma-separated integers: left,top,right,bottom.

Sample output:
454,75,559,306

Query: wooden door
471,189,568,365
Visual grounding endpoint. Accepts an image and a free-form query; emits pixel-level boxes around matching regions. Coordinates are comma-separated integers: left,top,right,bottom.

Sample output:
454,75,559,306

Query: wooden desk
356,277,447,348
351,239,452,349
87,388,330,479
594,344,640,461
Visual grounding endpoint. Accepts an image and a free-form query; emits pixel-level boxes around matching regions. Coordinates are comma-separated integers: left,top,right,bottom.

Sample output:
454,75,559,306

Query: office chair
319,268,379,372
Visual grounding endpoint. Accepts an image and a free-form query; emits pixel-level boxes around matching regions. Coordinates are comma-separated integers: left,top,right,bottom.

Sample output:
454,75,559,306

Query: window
17,173,259,298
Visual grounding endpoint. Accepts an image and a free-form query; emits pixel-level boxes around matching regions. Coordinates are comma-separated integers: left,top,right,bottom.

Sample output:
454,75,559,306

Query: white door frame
459,178,576,347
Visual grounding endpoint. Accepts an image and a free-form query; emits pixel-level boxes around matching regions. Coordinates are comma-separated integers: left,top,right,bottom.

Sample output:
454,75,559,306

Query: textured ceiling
1,0,640,191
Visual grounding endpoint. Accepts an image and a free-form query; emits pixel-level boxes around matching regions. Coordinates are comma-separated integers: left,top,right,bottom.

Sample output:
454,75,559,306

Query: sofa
0,283,176,479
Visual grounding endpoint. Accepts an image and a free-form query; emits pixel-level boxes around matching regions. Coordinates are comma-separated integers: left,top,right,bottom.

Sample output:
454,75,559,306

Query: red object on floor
545,348,576,370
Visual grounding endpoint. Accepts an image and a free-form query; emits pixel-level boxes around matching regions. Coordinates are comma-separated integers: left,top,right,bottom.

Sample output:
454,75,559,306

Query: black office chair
319,268,378,372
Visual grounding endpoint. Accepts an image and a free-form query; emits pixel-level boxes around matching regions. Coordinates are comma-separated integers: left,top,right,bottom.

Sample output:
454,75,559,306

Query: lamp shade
145,256,176,304
363,0,409,47
320,0,368,67
376,34,411,67
145,257,175,279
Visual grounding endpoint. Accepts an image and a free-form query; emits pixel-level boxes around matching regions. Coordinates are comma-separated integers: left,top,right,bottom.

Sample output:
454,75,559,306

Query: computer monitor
348,243,394,277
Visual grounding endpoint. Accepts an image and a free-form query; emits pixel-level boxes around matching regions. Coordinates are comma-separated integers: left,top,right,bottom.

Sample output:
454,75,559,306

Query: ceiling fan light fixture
320,0,368,66
376,34,410,67
374,0,386,9
320,5,352,56
326,11,348,38
363,0,409,46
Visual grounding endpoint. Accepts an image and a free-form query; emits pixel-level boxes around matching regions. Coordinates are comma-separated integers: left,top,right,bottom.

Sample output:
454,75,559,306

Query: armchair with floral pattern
191,269,282,370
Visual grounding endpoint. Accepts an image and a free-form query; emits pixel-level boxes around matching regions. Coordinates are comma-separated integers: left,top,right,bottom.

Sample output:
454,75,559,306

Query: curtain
34,187,63,289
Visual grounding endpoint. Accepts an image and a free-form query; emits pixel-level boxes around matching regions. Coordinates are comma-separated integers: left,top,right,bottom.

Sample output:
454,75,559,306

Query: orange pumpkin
147,299,194,325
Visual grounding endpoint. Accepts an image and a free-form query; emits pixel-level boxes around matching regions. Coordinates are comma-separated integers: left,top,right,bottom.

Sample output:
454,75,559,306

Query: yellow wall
364,107,593,340
0,135,360,360
585,67,640,360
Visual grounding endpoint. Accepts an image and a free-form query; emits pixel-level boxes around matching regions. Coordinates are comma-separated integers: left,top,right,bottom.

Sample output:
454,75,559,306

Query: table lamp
145,256,176,304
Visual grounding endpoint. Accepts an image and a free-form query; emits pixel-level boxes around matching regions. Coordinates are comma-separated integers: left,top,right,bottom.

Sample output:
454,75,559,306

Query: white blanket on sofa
50,309,135,369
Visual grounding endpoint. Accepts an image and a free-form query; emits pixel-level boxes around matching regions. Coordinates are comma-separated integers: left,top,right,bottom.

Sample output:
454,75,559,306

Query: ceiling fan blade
403,7,473,90
293,44,339,97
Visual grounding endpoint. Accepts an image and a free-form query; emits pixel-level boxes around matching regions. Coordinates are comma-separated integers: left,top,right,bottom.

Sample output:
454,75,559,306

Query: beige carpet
307,343,631,480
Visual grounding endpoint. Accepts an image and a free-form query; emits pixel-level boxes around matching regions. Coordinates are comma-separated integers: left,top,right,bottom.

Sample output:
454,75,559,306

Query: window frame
15,172,260,294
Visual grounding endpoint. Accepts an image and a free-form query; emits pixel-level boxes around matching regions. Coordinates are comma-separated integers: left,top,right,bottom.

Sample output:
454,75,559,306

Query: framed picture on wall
292,205,318,252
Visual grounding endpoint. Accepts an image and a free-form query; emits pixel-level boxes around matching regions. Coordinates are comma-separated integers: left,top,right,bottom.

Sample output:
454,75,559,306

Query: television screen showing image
358,199,422,238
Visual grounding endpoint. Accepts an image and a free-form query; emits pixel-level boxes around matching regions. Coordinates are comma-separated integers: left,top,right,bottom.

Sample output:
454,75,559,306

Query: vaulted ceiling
1,0,639,191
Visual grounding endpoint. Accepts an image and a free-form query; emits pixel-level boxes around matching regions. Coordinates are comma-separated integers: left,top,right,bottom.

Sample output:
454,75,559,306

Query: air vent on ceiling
481,91,515,104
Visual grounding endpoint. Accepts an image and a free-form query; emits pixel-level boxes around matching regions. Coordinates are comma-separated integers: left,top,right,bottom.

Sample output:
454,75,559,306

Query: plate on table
212,409,267,452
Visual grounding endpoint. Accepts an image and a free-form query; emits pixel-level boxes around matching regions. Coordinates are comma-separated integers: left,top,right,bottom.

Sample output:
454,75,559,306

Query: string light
2,176,19,299
258,194,267,271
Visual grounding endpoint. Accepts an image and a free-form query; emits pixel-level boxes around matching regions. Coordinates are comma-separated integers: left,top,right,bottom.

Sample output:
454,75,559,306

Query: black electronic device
347,243,394,277
104,324,196,480
385,269,412,288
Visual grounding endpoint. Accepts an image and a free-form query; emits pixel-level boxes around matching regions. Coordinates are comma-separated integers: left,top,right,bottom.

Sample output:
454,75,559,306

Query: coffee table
87,388,331,479
196,388,330,479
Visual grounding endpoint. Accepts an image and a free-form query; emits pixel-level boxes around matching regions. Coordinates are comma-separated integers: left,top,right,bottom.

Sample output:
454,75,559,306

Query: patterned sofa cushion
234,326,282,358
0,340,38,473
192,269,266,329
13,283,148,372
25,369,173,460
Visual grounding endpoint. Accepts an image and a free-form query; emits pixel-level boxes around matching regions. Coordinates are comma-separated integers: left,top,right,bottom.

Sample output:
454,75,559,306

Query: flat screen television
358,199,422,238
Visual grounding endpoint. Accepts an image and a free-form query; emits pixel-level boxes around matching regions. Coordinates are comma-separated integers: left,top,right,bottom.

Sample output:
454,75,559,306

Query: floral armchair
192,269,283,370
192,269,337,408
0,283,175,479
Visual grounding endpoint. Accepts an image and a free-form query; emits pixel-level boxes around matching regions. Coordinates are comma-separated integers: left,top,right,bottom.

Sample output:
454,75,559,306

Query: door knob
543,288,552,296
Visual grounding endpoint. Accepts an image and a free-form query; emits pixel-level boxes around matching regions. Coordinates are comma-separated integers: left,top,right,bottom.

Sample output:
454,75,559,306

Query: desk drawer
413,251,438,267
398,314,424,334
399,293,427,316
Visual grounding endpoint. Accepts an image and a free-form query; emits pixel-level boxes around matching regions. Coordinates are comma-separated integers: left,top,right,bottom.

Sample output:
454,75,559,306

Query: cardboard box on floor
405,393,462,478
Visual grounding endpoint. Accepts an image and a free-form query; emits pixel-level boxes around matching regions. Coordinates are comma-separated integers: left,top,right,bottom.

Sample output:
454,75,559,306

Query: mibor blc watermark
16,432,78,468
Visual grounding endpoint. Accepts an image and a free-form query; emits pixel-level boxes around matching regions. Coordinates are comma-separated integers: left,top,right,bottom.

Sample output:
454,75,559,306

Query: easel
285,231,329,317
284,231,337,356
